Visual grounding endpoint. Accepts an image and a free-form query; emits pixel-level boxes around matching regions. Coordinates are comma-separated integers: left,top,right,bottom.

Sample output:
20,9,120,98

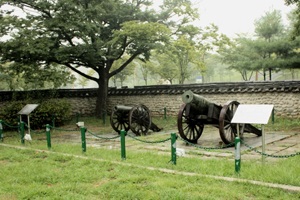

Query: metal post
171,133,177,165
80,126,86,153
272,109,275,124
262,124,265,164
46,124,51,149
235,136,241,173
0,120,3,142
164,107,167,120
20,121,25,144
120,130,126,160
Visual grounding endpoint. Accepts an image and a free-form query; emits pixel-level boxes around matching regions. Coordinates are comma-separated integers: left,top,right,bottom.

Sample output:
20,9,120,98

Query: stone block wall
106,92,300,118
0,81,299,118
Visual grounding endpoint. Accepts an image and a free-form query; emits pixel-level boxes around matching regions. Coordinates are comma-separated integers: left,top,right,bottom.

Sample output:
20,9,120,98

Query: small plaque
18,104,39,115
231,104,274,124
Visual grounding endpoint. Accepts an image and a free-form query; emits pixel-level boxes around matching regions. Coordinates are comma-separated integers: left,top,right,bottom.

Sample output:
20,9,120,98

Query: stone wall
0,81,299,118
107,91,299,118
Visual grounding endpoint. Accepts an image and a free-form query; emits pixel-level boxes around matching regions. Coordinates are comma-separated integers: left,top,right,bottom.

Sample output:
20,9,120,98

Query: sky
2,0,295,38
195,0,295,37
154,0,295,38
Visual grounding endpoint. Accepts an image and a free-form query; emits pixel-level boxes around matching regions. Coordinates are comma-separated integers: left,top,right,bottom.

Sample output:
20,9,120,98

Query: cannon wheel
219,101,239,144
129,104,151,136
177,104,204,143
110,109,130,134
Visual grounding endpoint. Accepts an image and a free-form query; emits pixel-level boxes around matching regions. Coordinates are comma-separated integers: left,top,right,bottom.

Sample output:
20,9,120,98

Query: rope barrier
50,126,78,132
127,134,171,143
87,129,120,140
1,119,299,159
178,136,235,150
2,121,19,129
241,139,300,158
23,123,45,134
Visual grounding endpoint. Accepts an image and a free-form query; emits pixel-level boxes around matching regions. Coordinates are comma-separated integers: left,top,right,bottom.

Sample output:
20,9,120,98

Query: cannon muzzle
182,90,214,114
114,105,133,111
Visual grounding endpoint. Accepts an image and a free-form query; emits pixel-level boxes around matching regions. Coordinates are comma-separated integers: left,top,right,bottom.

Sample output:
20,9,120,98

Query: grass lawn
0,116,299,199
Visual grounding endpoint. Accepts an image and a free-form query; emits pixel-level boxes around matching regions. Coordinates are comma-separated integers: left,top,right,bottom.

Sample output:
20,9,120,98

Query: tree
110,56,135,87
254,10,284,80
151,51,178,84
220,10,300,81
0,0,199,116
134,60,154,86
171,35,197,84
195,24,231,83
220,37,258,81
285,0,300,38
0,61,75,90
77,69,95,88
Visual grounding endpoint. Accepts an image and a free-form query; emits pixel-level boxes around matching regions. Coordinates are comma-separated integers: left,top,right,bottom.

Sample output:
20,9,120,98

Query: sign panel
231,104,274,124
17,104,39,115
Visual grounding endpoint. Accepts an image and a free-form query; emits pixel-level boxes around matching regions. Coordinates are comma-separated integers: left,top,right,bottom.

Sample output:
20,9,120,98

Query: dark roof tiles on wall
0,81,299,101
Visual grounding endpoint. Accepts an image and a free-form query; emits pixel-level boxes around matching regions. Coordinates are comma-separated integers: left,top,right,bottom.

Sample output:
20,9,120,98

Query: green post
20,121,25,144
164,107,167,120
80,126,87,152
0,120,3,142
46,124,51,149
235,137,241,173
120,130,126,160
171,133,177,165
272,109,275,124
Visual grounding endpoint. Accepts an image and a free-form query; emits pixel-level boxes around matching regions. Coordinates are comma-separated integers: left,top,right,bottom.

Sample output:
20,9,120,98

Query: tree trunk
95,73,109,118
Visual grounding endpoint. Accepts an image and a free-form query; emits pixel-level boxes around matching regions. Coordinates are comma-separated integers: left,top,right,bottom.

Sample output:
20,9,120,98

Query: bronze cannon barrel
181,90,212,113
114,105,133,111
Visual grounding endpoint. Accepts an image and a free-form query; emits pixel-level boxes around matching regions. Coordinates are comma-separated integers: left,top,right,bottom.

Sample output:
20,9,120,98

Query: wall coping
0,80,299,101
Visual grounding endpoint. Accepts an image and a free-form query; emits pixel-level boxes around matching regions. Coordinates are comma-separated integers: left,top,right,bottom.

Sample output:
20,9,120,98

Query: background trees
0,0,299,117
285,0,300,38
219,10,300,81
0,0,180,116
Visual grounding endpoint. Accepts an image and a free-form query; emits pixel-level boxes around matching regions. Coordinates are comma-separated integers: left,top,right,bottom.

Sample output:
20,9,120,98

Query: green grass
0,116,299,199
0,145,299,200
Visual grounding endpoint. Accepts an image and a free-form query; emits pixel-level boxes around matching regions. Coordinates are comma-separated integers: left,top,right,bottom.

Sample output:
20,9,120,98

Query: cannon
110,104,161,136
177,90,262,144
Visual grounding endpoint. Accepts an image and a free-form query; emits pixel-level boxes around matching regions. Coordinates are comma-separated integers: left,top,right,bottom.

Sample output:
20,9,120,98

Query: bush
0,99,72,130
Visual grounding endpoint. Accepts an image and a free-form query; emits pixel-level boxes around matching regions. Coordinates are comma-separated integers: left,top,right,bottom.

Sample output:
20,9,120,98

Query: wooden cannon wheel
129,104,151,136
177,104,204,143
110,108,130,134
219,101,239,144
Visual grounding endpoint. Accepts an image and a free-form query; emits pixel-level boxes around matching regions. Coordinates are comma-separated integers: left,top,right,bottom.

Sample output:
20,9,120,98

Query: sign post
231,104,274,171
17,104,39,141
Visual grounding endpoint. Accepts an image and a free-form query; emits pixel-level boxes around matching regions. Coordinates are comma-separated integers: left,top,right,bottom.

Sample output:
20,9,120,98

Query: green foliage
285,0,300,38
110,55,136,87
0,0,200,116
77,69,95,88
220,10,300,81
255,10,284,40
0,99,72,129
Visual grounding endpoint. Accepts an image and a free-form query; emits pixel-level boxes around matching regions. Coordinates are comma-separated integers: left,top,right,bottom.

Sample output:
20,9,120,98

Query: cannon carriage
110,104,161,136
177,90,262,144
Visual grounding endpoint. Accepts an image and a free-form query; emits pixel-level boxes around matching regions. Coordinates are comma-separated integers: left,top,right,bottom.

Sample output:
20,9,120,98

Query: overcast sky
2,0,295,38
154,0,295,38
196,0,294,37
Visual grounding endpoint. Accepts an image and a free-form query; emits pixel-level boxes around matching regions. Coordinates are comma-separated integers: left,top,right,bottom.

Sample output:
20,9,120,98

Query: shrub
0,99,72,130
